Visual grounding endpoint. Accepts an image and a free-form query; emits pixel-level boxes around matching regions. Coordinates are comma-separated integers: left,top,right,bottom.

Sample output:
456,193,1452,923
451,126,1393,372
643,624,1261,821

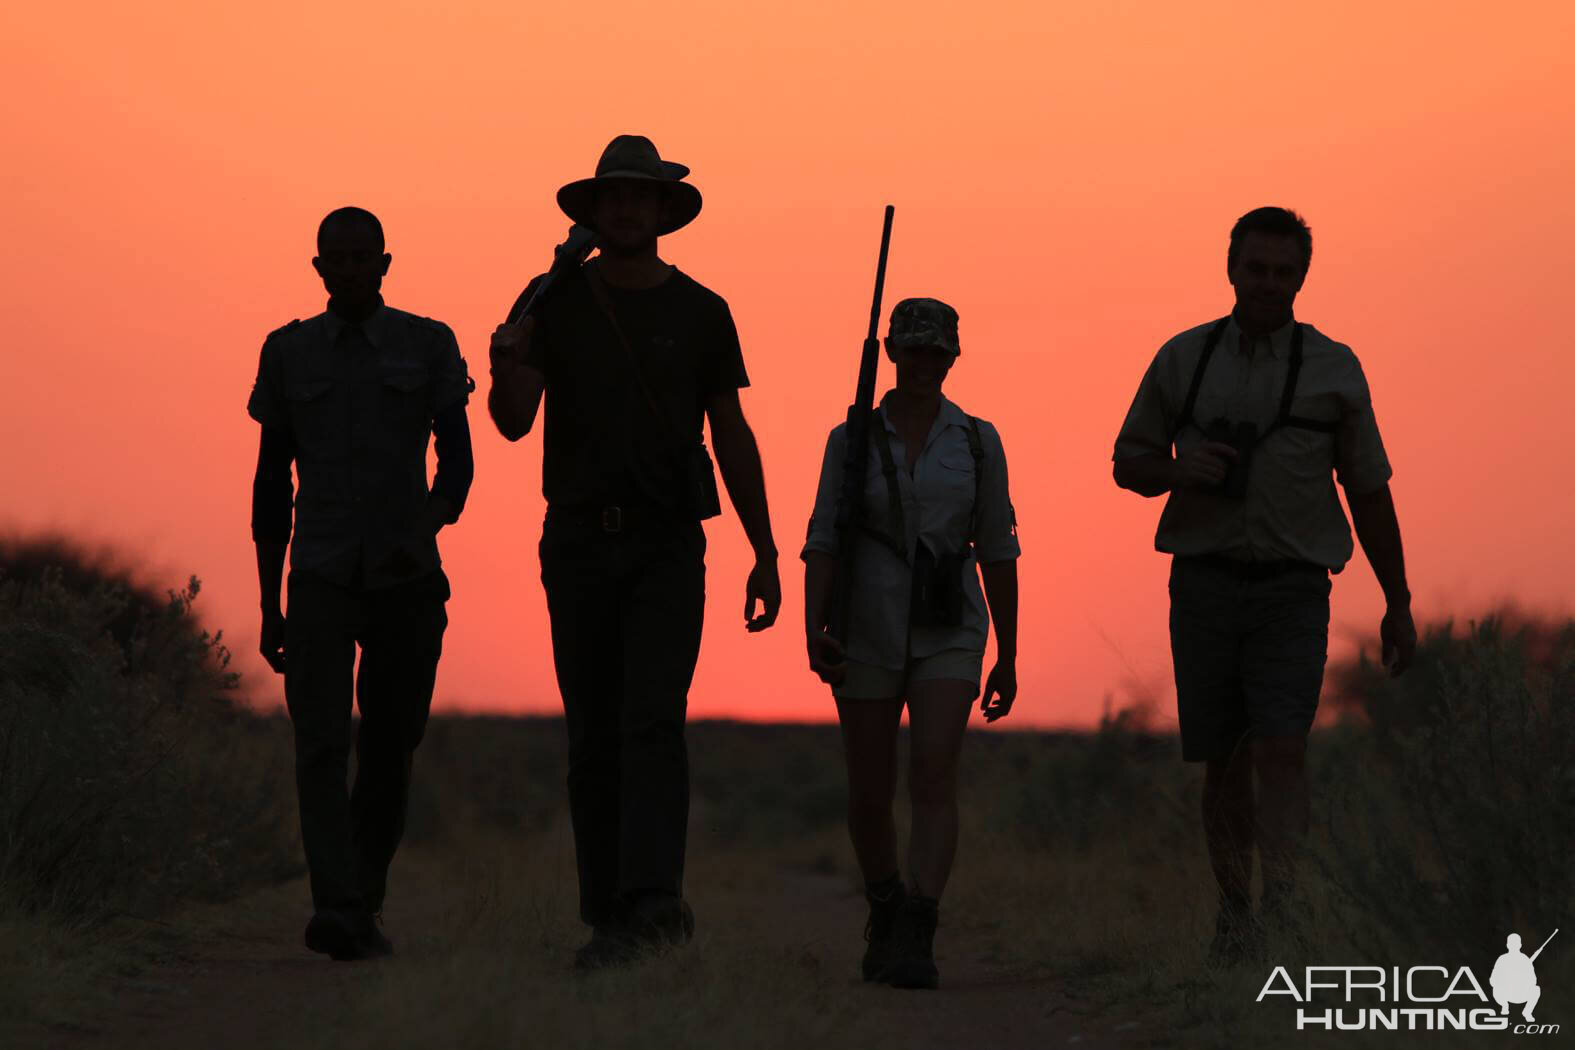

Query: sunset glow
4,2,1572,725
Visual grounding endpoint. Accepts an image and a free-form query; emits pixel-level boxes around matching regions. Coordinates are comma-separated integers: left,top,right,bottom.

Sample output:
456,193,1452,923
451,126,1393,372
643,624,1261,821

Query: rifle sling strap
583,261,689,455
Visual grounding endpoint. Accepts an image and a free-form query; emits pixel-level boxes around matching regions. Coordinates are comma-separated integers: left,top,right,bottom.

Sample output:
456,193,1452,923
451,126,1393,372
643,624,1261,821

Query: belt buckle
601,506,622,533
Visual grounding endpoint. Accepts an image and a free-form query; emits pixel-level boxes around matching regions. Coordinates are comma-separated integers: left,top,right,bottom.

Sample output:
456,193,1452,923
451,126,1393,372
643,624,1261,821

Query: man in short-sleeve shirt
248,206,474,961
487,136,781,968
1112,206,1416,963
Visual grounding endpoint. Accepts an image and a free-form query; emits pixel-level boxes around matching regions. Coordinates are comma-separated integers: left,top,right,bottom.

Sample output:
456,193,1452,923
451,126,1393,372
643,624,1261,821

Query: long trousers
539,511,706,927
283,567,449,916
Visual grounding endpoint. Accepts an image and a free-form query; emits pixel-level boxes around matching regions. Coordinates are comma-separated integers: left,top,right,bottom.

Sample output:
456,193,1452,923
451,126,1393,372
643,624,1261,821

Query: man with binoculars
1111,206,1417,964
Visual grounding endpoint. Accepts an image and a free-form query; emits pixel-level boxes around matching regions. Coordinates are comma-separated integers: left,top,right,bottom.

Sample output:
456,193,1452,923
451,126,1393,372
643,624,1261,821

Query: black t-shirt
518,261,750,510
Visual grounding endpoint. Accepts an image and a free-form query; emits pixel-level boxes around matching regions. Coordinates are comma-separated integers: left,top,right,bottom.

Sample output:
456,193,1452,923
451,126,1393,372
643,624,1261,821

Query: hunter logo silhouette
1492,929,1556,1023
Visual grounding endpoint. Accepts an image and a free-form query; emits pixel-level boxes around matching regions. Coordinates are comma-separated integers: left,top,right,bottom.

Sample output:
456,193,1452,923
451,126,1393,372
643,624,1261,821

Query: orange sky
3,2,1572,726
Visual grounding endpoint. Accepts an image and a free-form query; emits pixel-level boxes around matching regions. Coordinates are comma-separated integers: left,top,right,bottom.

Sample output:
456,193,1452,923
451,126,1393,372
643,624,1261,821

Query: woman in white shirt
801,297,1021,990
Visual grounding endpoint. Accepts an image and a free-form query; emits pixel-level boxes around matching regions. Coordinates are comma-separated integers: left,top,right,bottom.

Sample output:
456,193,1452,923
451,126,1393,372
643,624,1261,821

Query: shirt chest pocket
380,365,432,432
934,451,977,496
927,450,979,540
1267,394,1339,479
285,379,337,445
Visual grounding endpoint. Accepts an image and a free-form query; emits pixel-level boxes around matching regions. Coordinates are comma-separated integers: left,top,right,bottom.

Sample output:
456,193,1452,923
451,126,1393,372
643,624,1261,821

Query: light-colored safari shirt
247,305,472,589
802,392,1020,670
1112,315,1392,572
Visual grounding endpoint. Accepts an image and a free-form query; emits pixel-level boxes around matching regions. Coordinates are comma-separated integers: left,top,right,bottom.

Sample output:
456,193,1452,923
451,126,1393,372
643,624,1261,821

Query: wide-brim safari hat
556,135,703,237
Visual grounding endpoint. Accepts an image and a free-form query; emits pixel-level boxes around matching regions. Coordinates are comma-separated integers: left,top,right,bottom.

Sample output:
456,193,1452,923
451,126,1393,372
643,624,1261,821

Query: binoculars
1203,418,1258,499
910,542,970,629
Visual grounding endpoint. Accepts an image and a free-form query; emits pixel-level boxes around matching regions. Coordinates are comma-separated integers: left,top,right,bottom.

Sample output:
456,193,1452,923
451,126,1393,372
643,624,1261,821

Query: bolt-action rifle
827,205,896,645
504,224,598,324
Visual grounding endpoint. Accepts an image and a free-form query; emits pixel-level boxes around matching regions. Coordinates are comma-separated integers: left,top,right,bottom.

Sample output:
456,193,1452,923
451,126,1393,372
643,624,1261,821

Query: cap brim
557,175,702,236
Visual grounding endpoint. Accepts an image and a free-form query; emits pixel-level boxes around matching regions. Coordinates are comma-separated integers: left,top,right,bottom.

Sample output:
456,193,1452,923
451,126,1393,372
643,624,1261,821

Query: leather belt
546,502,673,534
1179,553,1329,580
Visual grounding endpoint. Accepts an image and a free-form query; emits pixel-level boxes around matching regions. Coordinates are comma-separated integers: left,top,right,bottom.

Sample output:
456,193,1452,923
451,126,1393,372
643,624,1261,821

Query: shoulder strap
1274,323,1337,434
965,416,985,544
865,419,909,560
583,262,687,452
1173,317,1231,441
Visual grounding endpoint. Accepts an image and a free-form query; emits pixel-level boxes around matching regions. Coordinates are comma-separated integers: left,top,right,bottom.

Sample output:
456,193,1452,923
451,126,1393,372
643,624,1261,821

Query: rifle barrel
1531,928,1558,962
866,206,895,339
827,205,896,645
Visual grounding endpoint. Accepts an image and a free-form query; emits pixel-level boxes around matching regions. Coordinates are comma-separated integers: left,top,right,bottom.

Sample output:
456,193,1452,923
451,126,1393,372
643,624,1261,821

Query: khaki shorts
833,647,984,700
1168,555,1331,762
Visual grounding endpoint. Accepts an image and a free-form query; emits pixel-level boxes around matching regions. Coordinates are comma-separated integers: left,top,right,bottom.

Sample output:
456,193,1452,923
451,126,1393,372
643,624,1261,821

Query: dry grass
5,534,1569,1049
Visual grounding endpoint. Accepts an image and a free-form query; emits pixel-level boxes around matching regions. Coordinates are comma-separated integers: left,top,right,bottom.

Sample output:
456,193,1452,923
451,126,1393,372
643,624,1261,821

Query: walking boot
624,891,696,950
573,923,639,972
1207,900,1265,967
884,895,940,989
861,876,907,982
304,910,360,961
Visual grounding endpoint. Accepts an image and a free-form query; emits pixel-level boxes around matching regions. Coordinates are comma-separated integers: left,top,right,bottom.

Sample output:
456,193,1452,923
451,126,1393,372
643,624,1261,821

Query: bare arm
1347,483,1408,605
487,317,545,441
707,389,780,631
1113,443,1240,498
707,390,776,561
979,559,1019,721
1347,482,1416,675
803,549,846,683
980,560,1018,662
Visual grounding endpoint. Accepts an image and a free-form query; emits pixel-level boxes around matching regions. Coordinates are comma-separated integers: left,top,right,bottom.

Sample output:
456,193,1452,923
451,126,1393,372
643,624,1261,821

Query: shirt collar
876,390,968,432
322,298,390,348
1224,313,1296,359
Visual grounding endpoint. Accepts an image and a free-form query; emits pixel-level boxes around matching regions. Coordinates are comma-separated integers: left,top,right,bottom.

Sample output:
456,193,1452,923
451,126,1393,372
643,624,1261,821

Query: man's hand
489,316,535,377
375,497,451,578
744,556,781,632
1173,442,1239,490
980,659,1017,722
260,608,286,674
807,629,848,685
1380,603,1417,677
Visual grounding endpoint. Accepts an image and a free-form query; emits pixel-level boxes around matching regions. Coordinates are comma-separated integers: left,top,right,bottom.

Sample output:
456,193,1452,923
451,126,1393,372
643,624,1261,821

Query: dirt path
759,865,1157,1049
49,846,1162,1050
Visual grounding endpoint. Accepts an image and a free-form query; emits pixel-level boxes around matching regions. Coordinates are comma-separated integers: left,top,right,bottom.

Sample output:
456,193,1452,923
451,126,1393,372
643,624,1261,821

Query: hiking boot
624,892,696,948
1260,890,1314,960
304,910,361,961
573,924,640,972
861,879,907,982
357,913,395,958
1207,902,1265,967
884,896,940,990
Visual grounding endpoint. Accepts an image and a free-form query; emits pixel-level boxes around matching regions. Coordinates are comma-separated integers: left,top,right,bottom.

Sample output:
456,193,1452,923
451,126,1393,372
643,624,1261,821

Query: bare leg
835,698,905,883
1253,734,1309,911
1202,736,1254,914
904,679,976,899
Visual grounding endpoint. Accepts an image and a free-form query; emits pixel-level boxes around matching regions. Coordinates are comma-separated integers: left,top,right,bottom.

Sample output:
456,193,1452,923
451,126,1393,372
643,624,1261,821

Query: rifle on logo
1530,928,1558,962
827,205,896,645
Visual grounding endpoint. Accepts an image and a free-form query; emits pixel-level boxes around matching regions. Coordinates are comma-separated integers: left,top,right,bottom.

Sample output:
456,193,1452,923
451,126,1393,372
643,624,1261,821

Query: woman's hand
807,629,848,686
980,658,1017,722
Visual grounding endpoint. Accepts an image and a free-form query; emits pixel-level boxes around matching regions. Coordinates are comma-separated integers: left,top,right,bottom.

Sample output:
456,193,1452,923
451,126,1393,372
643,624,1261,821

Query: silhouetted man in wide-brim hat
487,135,782,969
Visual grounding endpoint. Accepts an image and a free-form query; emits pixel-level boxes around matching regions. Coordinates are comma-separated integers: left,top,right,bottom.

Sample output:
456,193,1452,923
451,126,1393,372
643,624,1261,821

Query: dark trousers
539,512,706,927
283,567,449,916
